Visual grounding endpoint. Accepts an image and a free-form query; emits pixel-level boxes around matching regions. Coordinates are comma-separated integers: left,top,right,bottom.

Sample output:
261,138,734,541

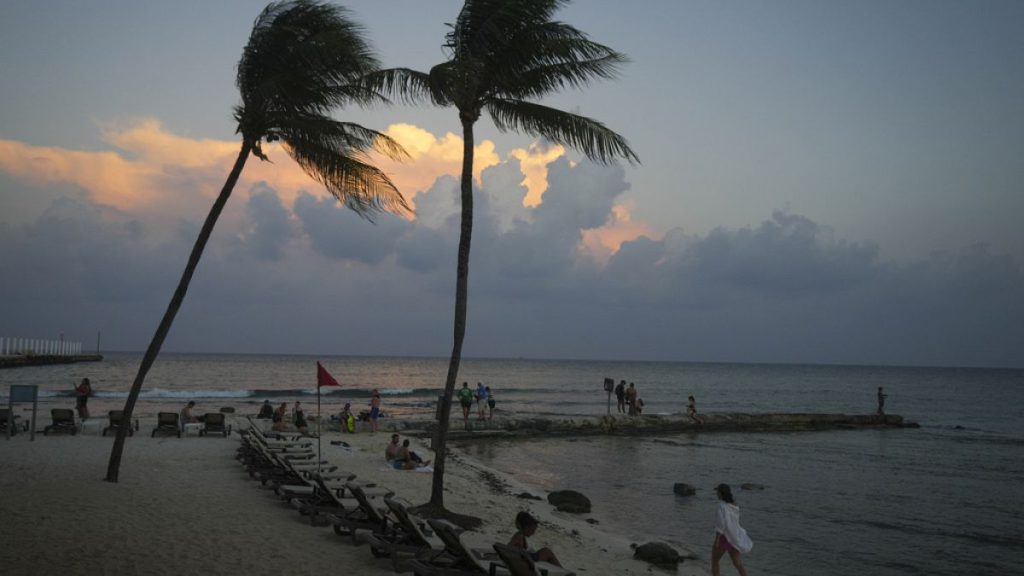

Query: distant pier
0,354,104,369
0,336,102,369
389,412,919,439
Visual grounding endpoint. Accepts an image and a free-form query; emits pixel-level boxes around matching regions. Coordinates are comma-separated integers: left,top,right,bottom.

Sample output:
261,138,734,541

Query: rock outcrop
547,490,591,513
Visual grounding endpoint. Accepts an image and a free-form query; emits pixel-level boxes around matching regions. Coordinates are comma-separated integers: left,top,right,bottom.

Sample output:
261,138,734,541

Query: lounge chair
102,410,134,437
43,409,78,436
330,482,396,544
365,498,451,572
151,412,181,437
199,412,228,437
0,408,19,436
405,519,503,575
492,544,575,576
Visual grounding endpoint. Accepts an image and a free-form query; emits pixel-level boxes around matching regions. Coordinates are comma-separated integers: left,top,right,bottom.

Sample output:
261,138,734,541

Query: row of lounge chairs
2,408,230,437
235,417,574,576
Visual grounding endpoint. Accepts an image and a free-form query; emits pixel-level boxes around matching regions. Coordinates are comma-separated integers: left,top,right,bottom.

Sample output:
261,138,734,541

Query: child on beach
74,378,92,420
369,389,382,433
292,401,309,435
688,395,705,424
509,511,562,567
712,484,752,576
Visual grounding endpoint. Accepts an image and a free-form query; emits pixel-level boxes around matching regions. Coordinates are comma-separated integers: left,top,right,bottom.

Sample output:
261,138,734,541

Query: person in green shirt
457,382,474,422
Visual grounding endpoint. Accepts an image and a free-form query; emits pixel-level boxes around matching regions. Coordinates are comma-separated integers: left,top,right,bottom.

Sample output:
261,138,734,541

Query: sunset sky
1,0,1022,368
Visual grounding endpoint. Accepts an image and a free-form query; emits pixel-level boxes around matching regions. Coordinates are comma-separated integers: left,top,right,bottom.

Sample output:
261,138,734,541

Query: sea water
2,353,1022,575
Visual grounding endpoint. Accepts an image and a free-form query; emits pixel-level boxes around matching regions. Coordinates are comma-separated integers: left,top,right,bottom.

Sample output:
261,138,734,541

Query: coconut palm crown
106,0,409,482
366,0,638,512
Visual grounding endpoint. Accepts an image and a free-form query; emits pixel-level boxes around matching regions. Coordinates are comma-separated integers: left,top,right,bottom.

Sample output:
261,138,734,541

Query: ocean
2,352,1022,575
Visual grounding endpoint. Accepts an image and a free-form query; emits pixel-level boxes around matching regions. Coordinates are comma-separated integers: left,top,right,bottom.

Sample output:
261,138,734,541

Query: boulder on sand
633,541,682,566
547,490,591,513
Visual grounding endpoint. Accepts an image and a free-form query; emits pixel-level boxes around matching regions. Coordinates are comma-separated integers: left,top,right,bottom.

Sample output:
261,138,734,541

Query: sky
1,0,1022,368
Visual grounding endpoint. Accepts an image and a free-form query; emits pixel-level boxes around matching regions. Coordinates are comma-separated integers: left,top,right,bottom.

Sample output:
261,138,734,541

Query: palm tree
105,0,409,482
367,0,639,512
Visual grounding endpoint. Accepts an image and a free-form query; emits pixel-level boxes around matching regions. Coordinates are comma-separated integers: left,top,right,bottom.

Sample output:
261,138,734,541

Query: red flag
317,362,340,387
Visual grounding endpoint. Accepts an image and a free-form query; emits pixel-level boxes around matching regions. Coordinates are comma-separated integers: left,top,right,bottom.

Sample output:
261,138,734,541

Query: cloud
1,120,1021,368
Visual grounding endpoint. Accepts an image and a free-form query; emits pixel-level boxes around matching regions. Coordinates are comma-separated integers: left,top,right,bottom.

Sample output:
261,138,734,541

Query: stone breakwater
0,354,103,369
385,413,918,439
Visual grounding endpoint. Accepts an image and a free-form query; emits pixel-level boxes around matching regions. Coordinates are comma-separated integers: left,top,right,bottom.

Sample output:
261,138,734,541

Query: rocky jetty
0,354,103,369
394,412,918,440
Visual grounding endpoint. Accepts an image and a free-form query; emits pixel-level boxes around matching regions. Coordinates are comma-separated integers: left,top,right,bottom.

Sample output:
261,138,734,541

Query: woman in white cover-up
712,483,752,576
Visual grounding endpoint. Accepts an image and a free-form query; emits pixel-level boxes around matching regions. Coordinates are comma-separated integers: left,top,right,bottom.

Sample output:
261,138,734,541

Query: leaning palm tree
106,0,409,482
367,0,638,512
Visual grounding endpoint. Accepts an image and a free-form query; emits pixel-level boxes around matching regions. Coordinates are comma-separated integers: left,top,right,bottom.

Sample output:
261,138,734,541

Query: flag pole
317,380,322,478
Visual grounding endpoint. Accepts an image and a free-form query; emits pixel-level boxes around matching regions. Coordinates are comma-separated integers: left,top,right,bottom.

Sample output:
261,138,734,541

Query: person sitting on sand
385,433,401,461
509,511,562,567
688,395,705,424
712,483,752,576
271,402,288,432
393,439,430,470
257,399,274,419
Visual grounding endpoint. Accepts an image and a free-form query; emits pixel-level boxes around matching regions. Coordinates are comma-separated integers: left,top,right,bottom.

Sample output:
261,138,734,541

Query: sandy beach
0,415,704,576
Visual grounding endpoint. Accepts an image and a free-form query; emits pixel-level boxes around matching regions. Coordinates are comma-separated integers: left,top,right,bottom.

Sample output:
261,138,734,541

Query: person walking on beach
688,395,706,425
485,386,495,420
877,387,887,417
369,389,382,433
458,382,474,422
74,378,92,420
615,380,626,413
712,484,752,576
476,382,488,421
509,511,563,567
626,382,638,416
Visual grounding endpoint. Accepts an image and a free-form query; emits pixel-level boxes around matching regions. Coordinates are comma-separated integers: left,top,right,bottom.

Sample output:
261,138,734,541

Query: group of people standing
613,380,644,416
458,382,495,422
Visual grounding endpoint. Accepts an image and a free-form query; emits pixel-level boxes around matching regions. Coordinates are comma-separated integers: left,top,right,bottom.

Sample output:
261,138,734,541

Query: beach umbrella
316,362,340,476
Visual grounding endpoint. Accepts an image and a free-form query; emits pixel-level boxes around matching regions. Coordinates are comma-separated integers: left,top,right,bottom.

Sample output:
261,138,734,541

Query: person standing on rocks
457,382,474,422
615,380,626,413
626,382,638,416
877,386,887,417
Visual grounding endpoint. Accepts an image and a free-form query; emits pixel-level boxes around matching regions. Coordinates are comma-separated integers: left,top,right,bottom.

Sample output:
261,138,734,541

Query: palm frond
284,131,411,220
274,113,409,162
236,1,383,138
362,68,437,106
486,98,638,165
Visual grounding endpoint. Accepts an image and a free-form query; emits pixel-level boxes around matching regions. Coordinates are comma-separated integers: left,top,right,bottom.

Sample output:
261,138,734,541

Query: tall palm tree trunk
429,117,476,507
105,141,253,483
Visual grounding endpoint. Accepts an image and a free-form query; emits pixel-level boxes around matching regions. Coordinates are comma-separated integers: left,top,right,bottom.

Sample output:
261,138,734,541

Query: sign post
603,378,614,415
8,385,39,441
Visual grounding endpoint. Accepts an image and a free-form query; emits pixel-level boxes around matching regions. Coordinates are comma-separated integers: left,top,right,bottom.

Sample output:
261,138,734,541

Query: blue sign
10,385,37,403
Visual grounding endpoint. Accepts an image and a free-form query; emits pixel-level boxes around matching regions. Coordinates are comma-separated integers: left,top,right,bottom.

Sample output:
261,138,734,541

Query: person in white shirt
712,483,752,576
